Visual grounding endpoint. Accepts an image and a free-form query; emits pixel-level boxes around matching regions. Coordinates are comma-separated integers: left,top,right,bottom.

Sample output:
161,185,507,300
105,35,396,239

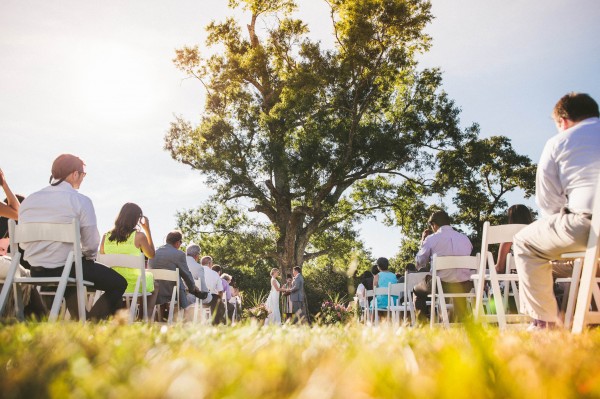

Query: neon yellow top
103,231,139,255
103,231,154,293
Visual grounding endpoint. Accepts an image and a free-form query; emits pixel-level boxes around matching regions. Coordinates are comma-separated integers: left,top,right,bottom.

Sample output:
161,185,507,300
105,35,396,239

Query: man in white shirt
514,93,600,329
185,244,211,306
413,210,473,322
200,255,224,323
19,154,127,320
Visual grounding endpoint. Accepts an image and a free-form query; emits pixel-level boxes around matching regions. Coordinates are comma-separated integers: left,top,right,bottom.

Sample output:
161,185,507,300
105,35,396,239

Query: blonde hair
270,268,279,277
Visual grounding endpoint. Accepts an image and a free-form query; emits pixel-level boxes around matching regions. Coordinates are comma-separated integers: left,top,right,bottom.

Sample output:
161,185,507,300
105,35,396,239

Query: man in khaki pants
514,93,600,329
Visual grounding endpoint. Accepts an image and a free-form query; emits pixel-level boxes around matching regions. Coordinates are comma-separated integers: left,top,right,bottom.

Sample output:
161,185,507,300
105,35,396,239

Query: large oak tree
165,0,499,275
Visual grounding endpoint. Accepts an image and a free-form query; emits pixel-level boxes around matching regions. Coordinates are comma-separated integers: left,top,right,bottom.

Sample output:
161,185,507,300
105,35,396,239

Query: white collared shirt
203,265,223,294
19,181,99,268
186,256,211,304
536,117,600,216
415,225,473,282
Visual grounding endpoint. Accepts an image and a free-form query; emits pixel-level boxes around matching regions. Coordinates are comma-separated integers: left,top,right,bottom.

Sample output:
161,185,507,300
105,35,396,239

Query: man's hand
191,287,208,300
421,228,433,244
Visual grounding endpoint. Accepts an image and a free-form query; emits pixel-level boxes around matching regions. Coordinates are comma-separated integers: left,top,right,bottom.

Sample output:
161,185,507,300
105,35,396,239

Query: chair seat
13,276,93,286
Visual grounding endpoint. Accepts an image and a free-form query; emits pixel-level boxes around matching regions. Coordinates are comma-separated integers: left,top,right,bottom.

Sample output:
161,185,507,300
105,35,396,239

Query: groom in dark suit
289,266,307,323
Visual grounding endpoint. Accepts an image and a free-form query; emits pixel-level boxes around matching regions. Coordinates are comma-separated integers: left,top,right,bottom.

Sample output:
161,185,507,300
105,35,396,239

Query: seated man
19,154,127,320
149,231,207,319
412,210,473,322
200,255,224,324
514,93,600,329
184,244,212,319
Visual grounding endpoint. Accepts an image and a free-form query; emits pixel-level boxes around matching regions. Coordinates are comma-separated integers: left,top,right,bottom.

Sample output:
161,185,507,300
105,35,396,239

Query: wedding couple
265,266,307,325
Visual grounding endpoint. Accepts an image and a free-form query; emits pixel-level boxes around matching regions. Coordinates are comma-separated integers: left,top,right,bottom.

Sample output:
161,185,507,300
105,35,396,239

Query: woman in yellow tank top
100,203,155,293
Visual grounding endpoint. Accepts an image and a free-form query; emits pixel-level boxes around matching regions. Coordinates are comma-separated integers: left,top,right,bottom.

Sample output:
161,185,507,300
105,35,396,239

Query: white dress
265,277,281,325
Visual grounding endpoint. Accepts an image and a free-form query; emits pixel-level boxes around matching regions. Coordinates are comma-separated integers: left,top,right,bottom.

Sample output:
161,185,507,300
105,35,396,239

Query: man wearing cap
412,210,473,322
19,154,127,320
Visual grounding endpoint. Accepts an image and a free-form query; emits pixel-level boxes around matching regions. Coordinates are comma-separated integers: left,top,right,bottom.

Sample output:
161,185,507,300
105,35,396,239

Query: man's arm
79,196,99,259
290,276,304,293
177,252,197,292
415,236,433,271
198,268,209,292
535,139,564,216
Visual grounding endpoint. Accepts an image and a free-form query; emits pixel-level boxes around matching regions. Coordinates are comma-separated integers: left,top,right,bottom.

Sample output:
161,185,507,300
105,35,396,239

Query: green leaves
165,0,534,276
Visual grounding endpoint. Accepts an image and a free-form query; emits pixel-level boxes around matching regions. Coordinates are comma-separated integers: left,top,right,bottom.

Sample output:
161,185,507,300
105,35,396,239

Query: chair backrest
97,253,145,270
481,222,528,246
405,272,429,293
433,255,479,272
388,283,403,297
10,219,80,251
151,268,179,282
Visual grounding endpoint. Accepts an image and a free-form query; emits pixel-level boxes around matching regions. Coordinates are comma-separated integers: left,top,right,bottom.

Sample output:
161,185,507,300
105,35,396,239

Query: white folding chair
150,268,181,325
555,257,584,330
96,253,150,322
473,222,528,329
192,297,212,324
372,283,401,325
0,219,92,322
386,283,405,326
372,285,390,325
363,289,374,324
398,272,429,326
571,175,600,333
430,254,479,328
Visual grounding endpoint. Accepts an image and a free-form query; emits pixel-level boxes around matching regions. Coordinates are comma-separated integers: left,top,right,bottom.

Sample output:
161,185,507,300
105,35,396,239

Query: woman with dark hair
495,204,533,273
356,270,373,308
100,203,155,294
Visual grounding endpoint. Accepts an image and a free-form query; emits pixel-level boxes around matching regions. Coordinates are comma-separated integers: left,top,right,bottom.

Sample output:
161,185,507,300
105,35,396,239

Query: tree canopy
165,0,534,277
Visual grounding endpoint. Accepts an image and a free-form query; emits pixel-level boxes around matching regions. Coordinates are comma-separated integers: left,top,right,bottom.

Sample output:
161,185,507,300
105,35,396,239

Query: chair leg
563,260,583,329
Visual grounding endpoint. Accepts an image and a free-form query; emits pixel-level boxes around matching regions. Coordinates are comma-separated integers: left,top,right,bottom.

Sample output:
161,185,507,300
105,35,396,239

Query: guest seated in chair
99,203,156,297
149,231,207,320
412,210,473,323
513,93,600,330
19,154,127,320
373,257,398,311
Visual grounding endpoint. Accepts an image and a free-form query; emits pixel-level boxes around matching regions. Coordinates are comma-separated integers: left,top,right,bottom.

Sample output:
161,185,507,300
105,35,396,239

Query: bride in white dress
265,268,285,325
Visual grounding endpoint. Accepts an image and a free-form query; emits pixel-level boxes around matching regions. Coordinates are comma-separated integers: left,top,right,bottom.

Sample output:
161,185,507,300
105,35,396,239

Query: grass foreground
1,320,600,399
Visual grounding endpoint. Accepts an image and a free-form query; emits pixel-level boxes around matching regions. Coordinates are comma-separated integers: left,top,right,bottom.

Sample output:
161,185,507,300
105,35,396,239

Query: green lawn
1,320,599,398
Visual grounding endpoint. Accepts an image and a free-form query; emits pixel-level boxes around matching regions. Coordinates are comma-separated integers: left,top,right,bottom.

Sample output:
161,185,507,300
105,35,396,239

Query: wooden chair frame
0,219,91,322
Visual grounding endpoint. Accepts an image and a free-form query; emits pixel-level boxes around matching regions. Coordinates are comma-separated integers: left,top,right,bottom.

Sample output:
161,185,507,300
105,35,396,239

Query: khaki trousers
513,208,591,322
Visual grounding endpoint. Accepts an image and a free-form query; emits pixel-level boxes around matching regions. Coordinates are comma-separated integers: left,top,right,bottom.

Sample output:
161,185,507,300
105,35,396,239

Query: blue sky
1,0,599,259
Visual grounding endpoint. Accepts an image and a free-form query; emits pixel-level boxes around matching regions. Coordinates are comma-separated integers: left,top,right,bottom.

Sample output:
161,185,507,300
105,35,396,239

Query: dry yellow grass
1,321,599,398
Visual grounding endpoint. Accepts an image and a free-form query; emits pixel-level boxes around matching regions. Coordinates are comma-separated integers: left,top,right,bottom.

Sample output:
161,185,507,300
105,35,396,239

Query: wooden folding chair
430,254,479,328
401,272,429,326
555,257,583,330
571,175,600,333
0,219,92,322
362,289,374,324
150,268,181,325
372,286,390,325
473,222,529,329
96,253,150,322
387,283,405,326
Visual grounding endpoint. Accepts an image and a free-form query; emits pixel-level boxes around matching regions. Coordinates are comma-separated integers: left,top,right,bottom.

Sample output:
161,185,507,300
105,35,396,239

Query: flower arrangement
243,303,270,321
317,300,352,325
